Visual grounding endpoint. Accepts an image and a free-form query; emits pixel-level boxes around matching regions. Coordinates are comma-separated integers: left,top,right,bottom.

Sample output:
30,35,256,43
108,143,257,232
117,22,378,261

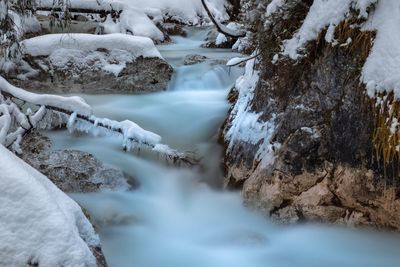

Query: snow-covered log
0,76,195,164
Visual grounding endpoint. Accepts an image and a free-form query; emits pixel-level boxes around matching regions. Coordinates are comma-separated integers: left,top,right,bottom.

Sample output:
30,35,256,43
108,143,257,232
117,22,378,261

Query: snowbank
0,144,99,267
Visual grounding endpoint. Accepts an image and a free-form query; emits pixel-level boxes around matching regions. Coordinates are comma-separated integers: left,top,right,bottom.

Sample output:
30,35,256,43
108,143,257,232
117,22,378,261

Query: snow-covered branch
201,0,245,38
226,54,259,67
0,76,195,165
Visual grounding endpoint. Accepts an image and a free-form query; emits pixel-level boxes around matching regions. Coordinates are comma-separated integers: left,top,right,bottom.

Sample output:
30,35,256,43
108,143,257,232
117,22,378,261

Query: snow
0,76,92,116
100,8,165,42
21,33,162,78
102,62,126,77
226,57,244,66
353,0,378,18
265,0,284,17
277,0,400,99
119,119,162,147
48,47,134,78
37,0,229,25
281,0,378,60
22,33,162,58
282,0,353,60
66,113,185,159
226,57,278,168
361,0,400,98
0,144,99,267
216,33,228,45
226,55,256,67
215,22,244,45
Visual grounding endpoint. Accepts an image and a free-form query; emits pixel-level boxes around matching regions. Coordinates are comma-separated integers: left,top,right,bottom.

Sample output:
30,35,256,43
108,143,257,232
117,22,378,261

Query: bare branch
201,0,245,38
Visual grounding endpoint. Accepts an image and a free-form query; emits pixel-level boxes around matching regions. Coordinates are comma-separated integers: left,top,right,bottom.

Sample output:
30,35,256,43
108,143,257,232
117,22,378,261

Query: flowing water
47,28,400,267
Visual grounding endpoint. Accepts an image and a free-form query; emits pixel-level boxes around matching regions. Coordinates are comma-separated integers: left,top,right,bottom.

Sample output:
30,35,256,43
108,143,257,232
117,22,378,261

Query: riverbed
46,27,400,267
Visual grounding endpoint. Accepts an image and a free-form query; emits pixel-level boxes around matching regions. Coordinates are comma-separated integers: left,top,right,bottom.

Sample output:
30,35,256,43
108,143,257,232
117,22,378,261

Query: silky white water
47,28,400,267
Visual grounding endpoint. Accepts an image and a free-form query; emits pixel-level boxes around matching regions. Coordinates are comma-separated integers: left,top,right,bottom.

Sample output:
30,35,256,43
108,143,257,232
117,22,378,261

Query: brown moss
372,93,400,170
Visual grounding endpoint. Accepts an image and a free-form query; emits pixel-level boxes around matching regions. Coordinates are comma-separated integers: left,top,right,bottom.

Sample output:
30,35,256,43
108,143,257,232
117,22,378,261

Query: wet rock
12,55,173,94
183,54,207,65
20,131,133,193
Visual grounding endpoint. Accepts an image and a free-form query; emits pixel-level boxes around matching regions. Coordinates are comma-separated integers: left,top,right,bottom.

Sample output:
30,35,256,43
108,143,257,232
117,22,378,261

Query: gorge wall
222,0,400,230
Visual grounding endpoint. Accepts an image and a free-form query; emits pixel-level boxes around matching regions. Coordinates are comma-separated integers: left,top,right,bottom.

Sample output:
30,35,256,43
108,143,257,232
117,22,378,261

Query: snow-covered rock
22,33,162,58
14,33,173,93
0,143,100,267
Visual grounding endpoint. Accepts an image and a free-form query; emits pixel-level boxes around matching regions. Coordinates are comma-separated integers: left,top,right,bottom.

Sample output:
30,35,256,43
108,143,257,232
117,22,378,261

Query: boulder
20,131,133,193
183,54,207,65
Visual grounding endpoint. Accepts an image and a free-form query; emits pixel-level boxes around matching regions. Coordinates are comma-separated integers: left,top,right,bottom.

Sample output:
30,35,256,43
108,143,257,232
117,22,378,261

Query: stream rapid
47,28,400,267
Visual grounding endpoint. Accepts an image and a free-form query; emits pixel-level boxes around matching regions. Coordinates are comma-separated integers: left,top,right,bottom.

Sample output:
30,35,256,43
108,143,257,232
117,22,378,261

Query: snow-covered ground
0,144,99,267
36,0,229,41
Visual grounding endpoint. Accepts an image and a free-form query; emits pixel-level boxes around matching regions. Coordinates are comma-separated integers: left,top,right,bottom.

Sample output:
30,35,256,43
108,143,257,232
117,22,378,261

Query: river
46,27,400,267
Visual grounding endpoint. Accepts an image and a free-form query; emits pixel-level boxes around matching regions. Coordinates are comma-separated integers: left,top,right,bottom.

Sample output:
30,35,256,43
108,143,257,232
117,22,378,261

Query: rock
221,0,400,230
161,23,187,37
36,15,98,34
183,54,207,65
20,131,133,193
12,55,173,94
240,162,400,229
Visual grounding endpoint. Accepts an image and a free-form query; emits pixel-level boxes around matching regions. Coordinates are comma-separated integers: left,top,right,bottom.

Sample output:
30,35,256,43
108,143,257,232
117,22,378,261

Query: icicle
67,111,77,130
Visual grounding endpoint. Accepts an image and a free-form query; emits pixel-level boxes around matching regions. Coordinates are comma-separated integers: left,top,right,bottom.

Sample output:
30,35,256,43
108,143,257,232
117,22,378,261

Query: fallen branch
201,0,246,38
0,76,196,165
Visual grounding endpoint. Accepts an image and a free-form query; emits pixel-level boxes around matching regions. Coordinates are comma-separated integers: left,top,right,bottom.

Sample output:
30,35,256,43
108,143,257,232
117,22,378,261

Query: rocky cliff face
222,0,400,230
